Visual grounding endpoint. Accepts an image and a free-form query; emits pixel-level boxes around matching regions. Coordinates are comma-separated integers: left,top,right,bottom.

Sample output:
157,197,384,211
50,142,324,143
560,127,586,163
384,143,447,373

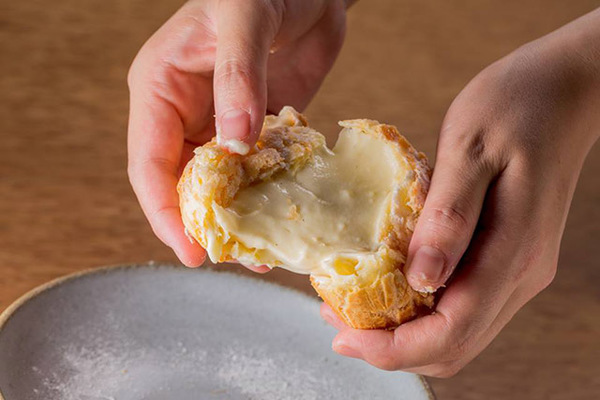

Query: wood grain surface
1,1,599,399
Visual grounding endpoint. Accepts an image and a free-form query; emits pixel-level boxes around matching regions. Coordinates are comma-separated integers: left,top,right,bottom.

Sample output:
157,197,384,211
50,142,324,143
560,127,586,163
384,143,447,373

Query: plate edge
0,263,435,400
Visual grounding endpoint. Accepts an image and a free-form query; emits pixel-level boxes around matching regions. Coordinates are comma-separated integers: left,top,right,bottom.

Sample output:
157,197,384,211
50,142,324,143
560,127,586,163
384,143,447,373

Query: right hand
127,0,347,267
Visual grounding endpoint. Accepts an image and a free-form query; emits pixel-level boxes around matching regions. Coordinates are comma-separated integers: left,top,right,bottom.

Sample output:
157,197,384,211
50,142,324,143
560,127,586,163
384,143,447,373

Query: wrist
541,9,600,147
521,27,600,156
487,31,599,170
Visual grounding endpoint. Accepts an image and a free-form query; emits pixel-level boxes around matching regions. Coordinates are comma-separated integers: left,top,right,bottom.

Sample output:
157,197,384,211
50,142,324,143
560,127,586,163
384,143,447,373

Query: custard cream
211,127,402,277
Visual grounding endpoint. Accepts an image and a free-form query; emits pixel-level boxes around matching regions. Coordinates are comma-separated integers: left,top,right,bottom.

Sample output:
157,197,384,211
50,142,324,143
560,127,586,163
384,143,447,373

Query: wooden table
2,1,598,398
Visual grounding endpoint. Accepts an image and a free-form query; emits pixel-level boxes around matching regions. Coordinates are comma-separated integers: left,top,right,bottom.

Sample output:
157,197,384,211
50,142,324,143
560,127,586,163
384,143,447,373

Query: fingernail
407,245,446,293
332,337,361,358
218,109,251,155
220,138,250,155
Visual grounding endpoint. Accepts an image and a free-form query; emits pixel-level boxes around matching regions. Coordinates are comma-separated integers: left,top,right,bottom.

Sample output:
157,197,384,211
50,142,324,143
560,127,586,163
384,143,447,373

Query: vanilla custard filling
212,128,401,277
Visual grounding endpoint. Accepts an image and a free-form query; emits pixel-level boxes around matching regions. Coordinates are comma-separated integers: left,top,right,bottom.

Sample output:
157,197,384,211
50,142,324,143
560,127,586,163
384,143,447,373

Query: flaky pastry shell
178,107,434,329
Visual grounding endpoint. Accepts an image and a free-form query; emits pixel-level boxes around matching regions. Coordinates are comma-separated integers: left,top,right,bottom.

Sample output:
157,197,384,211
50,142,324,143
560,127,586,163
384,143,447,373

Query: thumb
406,152,492,292
213,0,281,155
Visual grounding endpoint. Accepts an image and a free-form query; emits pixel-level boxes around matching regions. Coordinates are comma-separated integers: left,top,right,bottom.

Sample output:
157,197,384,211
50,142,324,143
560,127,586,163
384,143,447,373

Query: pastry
178,106,434,329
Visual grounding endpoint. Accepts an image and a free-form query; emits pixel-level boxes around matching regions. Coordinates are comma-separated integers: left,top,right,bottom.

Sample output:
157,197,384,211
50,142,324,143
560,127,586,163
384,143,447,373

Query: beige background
1,0,599,399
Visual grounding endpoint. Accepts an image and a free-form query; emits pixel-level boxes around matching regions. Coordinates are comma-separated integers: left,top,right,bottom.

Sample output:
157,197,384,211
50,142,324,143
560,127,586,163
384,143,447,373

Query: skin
127,0,346,269
128,1,600,377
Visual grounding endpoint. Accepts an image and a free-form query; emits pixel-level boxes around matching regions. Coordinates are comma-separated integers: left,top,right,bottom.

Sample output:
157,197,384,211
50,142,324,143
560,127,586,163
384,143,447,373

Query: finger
213,0,281,154
405,132,496,292
265,0,346,112
333,212,522,370
244,265,271,274
331,264,507,371
237,261,272,274
400,284,529,377
320,303,350,330
127,85,206,267
400,225,554,378
332,167,532,371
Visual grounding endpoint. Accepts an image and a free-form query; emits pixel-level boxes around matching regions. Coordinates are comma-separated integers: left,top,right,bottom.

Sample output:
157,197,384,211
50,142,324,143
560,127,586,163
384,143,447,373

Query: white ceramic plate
0,264,434,400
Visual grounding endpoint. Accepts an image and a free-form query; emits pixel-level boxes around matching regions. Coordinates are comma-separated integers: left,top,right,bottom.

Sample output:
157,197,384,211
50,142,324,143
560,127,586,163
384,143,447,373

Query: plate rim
0,263,435,400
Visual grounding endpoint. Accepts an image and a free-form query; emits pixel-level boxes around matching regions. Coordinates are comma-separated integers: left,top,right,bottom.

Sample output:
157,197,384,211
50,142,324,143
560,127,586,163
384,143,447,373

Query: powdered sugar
0,265,429,400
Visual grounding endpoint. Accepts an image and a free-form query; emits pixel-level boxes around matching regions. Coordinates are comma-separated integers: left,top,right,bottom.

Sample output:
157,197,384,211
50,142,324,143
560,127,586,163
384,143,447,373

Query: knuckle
444,127,490,164
511,240,555,289
439,312,477,362
147,208,176,245
465,129,488,164
127,55,143,90
448,334,472,361
148,205,176,224
214,59,254,89
220,0,283,40
178,12,212,36
127,34,163,90
441,125,503,173
370,356,400,372
126,161,143,186
425,205,472,237
126,163,137,185
126,160,146,189
439,326,473,362
127,63,136,89
127,157,175,191
510,260,530,286
258,0,285,35
537,262,557,291
362,333,401,371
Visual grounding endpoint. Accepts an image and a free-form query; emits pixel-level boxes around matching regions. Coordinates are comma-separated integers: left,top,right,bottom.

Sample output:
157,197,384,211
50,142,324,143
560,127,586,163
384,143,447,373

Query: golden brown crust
312,270,433,330
178,107,435,330
308,119,434,329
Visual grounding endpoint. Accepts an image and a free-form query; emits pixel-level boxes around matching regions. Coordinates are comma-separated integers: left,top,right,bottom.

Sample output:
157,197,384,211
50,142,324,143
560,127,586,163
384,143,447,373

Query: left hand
321,10,600,377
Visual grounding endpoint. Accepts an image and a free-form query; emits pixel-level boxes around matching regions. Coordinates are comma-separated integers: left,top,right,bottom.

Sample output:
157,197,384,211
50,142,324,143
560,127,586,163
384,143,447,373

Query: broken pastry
178,106,434,329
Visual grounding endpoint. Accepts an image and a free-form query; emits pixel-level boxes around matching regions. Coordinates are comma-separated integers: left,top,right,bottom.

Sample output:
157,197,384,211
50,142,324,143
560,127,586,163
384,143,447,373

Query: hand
127,0,347,267
321,10,600,377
